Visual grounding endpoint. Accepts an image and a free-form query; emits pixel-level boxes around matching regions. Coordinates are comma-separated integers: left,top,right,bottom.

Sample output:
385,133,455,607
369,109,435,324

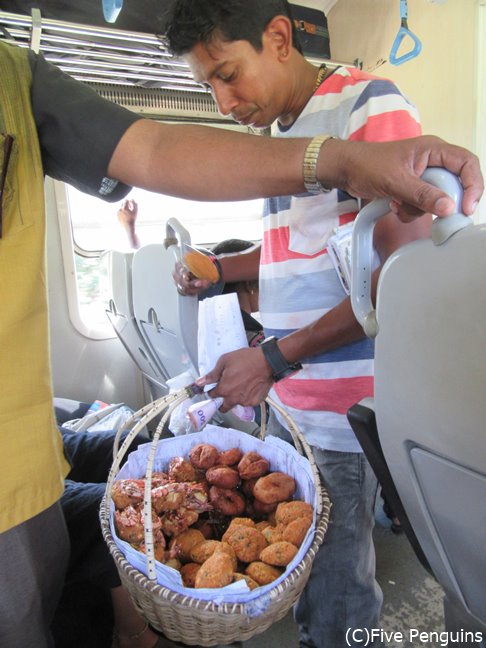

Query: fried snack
189,443,220,470
283,516,312,547
169,528,206,563
194,551,234,589
255,520,272,533
164,557,182,571
194,518,214,539
262,524,285,545
253,472,296,504
245,561,282,586
189,539,222,564
151,484,185,513
253,499,278,516
152,471,169,487
168,456,197,482
138,539,167,563
260,541,298,567
218,447,243,466
223,517,256,538
180,562,201,587
275,501,313,526
206,465,240,489
114,505,151,544
238,451,270,480
209,486,245,517
217,542,238,571
233,573,260,591
240,477,258,498
111,479,145,510
159,508,199,537
224,525,268,563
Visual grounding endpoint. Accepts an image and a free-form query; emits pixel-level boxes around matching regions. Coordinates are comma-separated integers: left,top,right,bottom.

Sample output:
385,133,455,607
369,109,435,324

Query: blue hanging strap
102,0,124,24
389,0,422,66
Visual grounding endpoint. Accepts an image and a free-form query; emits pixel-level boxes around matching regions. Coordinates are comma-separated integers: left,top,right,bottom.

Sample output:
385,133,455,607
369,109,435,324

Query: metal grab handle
350,168,471,339
390,0,422,66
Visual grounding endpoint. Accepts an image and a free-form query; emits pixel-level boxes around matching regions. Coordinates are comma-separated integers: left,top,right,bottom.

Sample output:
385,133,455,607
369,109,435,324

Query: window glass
67,185,263,252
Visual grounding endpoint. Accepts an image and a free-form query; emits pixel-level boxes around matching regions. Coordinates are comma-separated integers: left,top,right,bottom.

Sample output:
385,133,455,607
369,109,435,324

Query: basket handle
262,397,323,517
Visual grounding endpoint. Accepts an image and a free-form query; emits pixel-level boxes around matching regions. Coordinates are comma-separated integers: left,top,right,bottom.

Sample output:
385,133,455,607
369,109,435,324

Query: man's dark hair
211,238,258,296
165,0,301,56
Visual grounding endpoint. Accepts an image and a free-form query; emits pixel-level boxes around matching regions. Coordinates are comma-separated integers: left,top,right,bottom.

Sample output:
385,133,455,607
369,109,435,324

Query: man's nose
212,85,238,117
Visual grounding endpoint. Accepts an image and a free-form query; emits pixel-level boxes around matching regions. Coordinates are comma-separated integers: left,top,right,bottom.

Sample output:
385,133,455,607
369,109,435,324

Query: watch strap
260,336,302,382
303,134,334,194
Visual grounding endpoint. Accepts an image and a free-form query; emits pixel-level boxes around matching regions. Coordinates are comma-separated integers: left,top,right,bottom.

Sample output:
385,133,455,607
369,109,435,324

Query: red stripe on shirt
274,376,374,415
349,111,421,143
260,227,328,265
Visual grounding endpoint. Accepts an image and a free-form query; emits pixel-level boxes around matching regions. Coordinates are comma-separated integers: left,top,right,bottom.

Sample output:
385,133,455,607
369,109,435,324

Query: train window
56,181,263,337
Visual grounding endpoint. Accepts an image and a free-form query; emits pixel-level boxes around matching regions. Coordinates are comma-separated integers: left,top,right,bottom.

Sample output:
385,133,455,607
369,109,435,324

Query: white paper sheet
197,294,248,381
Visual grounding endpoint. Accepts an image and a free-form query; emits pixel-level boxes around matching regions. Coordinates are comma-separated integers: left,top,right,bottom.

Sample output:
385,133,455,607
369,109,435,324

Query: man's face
185,33,287,129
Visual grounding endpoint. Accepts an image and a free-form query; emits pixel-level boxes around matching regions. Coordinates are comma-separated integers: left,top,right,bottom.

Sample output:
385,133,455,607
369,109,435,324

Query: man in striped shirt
166,2,431,647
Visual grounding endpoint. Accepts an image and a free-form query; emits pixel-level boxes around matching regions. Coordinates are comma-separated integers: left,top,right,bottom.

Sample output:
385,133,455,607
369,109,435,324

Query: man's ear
263,15,293,61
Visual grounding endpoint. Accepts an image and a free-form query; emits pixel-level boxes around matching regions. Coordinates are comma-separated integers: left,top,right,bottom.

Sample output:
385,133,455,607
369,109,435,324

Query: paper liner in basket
110,426,317,607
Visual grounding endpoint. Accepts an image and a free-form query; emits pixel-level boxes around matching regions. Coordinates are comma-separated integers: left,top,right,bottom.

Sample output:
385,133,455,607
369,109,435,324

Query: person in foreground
164,2,479,647
0,34,482,648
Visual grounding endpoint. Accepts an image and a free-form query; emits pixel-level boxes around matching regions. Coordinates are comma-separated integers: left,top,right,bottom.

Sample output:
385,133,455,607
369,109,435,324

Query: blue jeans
267,413,383,648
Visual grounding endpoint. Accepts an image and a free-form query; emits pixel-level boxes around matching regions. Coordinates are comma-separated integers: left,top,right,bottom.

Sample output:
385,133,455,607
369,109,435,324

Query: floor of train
54,493,444,648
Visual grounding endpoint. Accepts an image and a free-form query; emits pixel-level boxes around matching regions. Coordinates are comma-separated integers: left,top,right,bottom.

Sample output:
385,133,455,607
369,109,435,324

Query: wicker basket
100,387,331,646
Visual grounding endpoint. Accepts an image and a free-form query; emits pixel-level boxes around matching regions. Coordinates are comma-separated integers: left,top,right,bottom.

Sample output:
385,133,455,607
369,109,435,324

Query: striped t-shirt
260,67,421,452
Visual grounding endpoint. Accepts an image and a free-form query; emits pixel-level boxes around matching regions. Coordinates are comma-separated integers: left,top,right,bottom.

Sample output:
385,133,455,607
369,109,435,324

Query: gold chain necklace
313,64,328,91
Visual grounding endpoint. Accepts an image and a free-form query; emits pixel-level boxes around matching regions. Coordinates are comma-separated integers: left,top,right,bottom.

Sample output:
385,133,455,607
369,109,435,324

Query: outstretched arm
108,122,482,218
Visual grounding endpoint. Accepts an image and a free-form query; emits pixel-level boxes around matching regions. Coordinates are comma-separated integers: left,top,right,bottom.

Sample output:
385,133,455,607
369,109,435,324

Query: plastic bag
167,369,205,436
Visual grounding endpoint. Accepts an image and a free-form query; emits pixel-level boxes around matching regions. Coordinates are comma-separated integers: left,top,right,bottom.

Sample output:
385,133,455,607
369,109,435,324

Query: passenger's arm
107,122,483,218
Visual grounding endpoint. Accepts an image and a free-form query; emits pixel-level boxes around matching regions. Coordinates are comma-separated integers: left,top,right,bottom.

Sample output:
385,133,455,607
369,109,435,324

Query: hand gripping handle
350,168,471,338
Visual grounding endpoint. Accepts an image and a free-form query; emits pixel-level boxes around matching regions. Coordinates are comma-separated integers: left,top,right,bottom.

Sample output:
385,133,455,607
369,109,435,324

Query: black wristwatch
260,336,303,382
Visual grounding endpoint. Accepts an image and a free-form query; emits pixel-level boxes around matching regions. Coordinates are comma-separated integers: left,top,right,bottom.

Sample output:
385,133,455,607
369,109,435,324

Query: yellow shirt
0,42,69,533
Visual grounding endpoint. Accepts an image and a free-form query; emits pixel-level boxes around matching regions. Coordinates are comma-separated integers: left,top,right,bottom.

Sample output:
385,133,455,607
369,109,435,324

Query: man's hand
322,135,483,221
196,347,274,410
172,261,214,296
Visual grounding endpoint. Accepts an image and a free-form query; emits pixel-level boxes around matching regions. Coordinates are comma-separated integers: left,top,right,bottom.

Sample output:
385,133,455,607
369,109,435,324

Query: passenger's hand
117,199,138,226
196,348,273,410
172,261,213,296
322,136,483,220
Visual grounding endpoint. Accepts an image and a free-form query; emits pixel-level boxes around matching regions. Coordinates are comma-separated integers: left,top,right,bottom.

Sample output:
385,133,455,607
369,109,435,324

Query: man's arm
174,244,261,296
197,214,432,410
108,122,483,218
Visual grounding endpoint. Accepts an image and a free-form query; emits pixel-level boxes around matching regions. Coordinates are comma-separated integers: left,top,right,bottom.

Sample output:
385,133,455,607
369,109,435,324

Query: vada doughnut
209,486,245,517
275,501,313,526
238,451,270,480
253,472,296,504
241,477,258,498
189,443,220,470
206,465,240,489
217,542,238,571
245,561,282,586
260,541,298,567
195,551,234,589
223,525,268,563
253,499,278,516
218,447,243,466
180,562,201,588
